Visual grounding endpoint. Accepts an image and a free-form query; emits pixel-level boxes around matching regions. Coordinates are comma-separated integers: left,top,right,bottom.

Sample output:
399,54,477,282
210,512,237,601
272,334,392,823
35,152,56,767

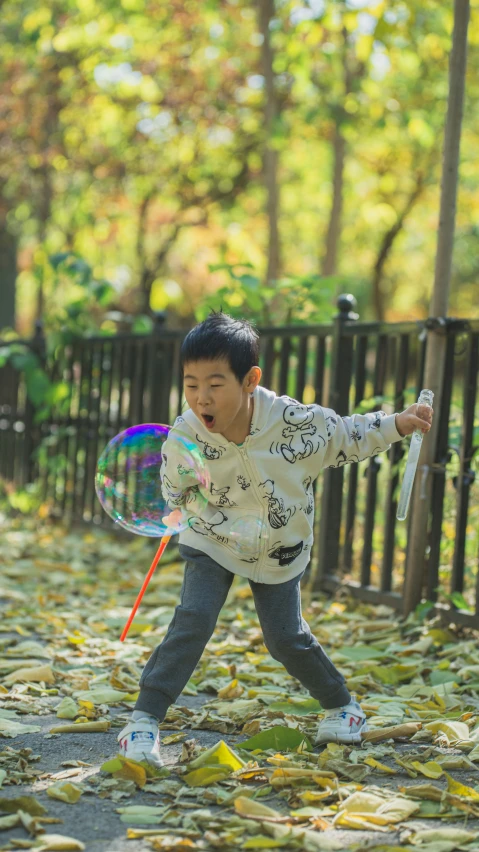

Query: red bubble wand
119,509,183,642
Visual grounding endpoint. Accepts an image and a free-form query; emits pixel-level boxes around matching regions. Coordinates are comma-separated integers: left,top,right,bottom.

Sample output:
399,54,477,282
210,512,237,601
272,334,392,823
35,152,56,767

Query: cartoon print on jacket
177,463,196,477
303,477,314,515
189,511,229,543
370,413,384,430
325,414,337,438
162,475,199,507
237,475,251,490
329,450,360,468
210,484,237,507
195,435,224,460
259,479,296,529
270,403,326,464
328,446,383,468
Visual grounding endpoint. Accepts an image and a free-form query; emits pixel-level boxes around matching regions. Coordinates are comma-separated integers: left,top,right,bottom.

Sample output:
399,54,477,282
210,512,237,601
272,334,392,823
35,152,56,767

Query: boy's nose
197,393,212,406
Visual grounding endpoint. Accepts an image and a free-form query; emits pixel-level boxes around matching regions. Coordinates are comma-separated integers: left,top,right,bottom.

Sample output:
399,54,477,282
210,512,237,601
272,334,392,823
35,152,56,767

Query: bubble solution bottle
396,389,434,521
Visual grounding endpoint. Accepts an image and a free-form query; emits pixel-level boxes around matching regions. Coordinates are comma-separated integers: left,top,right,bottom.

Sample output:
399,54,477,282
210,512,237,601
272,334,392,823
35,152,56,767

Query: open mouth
201,414,216,429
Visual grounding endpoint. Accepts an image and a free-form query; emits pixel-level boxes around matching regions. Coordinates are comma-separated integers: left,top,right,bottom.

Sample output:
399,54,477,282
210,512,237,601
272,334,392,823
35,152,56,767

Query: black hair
180,312,260,383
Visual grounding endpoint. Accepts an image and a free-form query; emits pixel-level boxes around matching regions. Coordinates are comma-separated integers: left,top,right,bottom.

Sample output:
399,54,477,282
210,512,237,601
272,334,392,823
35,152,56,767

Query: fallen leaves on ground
2,520,479,851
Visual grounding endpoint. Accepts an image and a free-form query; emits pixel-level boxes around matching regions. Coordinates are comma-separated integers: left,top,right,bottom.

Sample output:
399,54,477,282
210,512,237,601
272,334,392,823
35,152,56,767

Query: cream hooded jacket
160,385,403,584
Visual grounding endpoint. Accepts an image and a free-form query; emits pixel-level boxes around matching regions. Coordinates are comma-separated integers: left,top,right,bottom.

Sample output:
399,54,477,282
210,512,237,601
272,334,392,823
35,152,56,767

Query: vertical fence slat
278,336,291,397
451,332,479,596
295,335,308,402
262,336,275,391
314,305,356,591
361,334,388,587
381,333,409,592
343,334,368,574
314,336,326,406
426,331,456,601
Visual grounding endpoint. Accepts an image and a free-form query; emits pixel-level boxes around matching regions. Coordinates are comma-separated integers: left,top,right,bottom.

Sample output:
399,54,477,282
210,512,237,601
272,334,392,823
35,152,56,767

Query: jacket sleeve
315,405,403,472
160,430,205,510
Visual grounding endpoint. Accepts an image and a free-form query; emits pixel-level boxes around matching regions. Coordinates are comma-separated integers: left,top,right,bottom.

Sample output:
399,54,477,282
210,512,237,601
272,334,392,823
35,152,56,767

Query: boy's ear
244,366,262,392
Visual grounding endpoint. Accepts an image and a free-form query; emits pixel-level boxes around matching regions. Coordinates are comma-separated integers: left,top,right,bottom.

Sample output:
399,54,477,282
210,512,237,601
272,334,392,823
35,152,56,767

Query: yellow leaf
362,722,421,743
217,678,244,699
47,782,82,804
49,720,110,734
234,796,283,819
112,755,147,787
183,765,232,787
162,732,186,745
410,761,444,779
148,837,196,851
55,698,79,720
334,791,420,828
424,721,470,743
188,740,245,771
444,772,479,800
411,828,478,845
364,757,397,774
32,835,85,851
6,664,55,684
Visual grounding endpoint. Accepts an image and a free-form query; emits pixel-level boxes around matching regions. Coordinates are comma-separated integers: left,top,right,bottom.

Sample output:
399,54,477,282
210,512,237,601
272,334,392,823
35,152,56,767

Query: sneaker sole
118,750,163,769
315,723,369,746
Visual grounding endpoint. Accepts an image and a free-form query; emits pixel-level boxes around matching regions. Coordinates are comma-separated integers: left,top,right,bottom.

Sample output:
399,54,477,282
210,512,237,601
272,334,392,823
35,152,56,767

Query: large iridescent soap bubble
95,423,208,537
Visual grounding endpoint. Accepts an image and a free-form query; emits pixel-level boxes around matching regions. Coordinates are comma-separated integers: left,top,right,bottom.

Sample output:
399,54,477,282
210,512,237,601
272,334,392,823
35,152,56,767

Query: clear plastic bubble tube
396,389,434,522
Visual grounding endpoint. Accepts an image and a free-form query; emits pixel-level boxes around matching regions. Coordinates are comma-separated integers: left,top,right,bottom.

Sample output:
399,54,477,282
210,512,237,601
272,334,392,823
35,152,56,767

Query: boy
118,312,433,765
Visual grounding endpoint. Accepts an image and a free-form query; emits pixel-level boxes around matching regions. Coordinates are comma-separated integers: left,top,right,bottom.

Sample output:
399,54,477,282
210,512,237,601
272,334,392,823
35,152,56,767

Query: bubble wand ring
95,423,208,641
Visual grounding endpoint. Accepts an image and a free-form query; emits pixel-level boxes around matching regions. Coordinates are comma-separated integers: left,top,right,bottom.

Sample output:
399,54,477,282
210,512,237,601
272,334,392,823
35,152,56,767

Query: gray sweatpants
134,544,350,720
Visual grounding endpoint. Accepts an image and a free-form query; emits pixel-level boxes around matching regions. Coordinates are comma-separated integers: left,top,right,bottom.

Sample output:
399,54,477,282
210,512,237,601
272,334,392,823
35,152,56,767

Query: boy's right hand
395,403,434,438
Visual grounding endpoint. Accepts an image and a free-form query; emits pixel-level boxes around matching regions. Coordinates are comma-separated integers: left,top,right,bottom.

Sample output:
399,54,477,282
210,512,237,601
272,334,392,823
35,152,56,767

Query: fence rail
1,299,478,625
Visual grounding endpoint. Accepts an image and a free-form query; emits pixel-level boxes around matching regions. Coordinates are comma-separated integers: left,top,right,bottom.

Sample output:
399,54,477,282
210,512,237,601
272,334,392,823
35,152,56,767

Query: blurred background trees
1,0,478,336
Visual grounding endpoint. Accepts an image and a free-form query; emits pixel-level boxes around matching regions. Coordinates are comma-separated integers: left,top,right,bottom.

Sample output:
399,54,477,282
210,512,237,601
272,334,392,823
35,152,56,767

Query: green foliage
198,263,358,325
4,0,477,328
0,344,64,423
0,479,42,515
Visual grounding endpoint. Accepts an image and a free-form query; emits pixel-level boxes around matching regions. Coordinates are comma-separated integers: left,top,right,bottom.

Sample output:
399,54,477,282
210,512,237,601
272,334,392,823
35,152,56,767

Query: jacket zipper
234,441,268,582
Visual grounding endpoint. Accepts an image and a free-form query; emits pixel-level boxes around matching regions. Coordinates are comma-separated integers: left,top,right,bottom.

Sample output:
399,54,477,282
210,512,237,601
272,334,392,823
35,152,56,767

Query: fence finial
153,311,167,335
336,293,359,321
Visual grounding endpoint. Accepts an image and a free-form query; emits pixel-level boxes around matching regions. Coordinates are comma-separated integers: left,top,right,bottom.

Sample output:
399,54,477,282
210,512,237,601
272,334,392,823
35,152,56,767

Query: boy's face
183,358,261,438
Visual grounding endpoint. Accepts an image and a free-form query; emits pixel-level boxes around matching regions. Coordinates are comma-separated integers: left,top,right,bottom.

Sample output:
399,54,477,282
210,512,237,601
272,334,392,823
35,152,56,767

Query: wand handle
396,389,434,521
120,535,171,641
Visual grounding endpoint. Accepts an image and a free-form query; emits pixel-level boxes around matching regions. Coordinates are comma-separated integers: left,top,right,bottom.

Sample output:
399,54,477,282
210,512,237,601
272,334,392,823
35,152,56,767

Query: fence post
312,294,358,591
149,311,173,424
21,320,46,486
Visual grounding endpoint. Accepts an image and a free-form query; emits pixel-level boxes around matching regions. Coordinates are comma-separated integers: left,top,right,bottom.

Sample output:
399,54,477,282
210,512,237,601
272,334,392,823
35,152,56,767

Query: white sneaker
315,694,368,745
117,719,163,768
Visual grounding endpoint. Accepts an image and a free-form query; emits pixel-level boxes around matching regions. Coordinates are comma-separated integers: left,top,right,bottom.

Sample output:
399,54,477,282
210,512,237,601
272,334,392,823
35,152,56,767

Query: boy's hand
395,403,434,438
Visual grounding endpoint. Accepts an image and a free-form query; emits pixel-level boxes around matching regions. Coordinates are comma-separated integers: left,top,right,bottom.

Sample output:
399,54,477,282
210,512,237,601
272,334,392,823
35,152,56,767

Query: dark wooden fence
1,298,478,624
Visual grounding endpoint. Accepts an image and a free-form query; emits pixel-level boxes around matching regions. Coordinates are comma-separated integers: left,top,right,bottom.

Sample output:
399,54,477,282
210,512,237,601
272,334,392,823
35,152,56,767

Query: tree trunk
258,0,281,284
403,0,470,616
321,27,364,279
371,172,425,320
322,126,345,277
0,222,17,331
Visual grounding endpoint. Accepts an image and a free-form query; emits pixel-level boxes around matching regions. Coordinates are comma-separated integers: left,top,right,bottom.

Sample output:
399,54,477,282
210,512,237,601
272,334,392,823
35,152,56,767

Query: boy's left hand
395,403,434,438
